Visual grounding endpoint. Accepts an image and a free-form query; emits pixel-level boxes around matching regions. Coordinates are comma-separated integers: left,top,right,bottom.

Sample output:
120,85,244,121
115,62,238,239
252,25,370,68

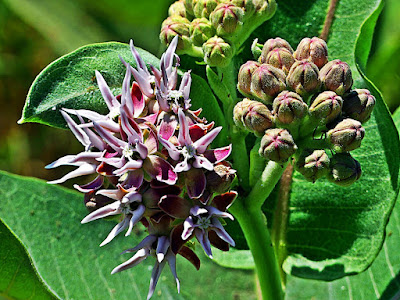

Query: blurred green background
0,0,399,182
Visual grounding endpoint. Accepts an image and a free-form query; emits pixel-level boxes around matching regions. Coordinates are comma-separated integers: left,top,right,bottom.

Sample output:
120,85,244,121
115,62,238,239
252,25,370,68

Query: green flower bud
210,3,244,36
342,89,376,123
252,0,277,16
327,118,365,152
250,64,286,104
272,90,308,126
319,59,353,95
224,0,255,18
237,60,260,97
259,37,294,63
309,91,343,125
259,128,297,163
294,37,328,69
190,18,216,46
206,161,236,193
193,0,219,18
203,36,234,67
233,99,274,135
184,0,195,16
328,153,361,186
169,0,187,18
286,60,321,96
295,149,330,182
262,47,295,74
160,16,191,50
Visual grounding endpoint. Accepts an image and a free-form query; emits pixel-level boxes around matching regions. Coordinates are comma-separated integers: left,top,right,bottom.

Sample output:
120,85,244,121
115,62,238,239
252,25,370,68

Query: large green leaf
0,171,255,299
0,219,58,300
284,99,400,300
18,42,226,142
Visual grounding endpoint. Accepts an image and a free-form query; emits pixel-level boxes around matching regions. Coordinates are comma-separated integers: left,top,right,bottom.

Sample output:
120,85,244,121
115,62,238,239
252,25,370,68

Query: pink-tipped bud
262,47,295,74
295,149,330,183
237,61,260,97
342,89,376,123
193,0,219,18
319,59,353,95
250,64,286,104
272,91,308,126
259,128,297,163
327,118,365,152
190,18,215,46
210,3,244,36
259,37,294,62
309,91,343,125
160,16,191,50
286,60,321,96
294,37,329,68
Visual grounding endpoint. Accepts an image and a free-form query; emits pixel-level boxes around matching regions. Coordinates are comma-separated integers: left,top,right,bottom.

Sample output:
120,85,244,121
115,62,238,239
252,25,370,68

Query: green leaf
284,104,400,300
0,171,256,299
0,219,59,300
249,0,400,281
19,42,226,136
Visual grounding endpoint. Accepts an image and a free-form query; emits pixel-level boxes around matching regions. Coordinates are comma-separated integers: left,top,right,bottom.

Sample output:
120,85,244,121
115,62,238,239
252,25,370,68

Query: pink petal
158,135,180,161
131,82,145,118
178,109,192,146
192,155,213,171
47,163,97,184
159,117,178,141
81,201,120,224
95,70,119,111
144,156,177,185
193,127,222,154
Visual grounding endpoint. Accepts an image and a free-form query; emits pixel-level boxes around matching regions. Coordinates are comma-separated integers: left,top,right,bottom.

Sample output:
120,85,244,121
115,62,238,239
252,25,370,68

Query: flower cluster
161,0,276,67
46,37,236,299
234,37,376,185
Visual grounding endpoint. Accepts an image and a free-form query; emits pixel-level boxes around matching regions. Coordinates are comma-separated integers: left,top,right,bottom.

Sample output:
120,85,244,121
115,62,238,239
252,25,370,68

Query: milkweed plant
13,0,400,299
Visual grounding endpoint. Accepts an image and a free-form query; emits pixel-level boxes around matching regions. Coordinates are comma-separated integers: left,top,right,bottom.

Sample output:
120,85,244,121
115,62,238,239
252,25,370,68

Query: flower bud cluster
47,37,236,299
161,0,276,67
234,37,376,185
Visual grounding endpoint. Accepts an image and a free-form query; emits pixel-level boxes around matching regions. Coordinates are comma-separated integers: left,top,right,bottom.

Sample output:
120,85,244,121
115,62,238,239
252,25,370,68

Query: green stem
230,199,284,300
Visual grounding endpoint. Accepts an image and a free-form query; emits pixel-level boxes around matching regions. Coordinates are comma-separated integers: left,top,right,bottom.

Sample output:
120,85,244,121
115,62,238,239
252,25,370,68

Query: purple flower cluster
46,37,236,299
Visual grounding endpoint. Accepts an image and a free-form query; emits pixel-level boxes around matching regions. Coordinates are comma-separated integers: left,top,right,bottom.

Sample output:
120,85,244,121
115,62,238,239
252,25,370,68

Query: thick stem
320,0,340,41
230,200,284,300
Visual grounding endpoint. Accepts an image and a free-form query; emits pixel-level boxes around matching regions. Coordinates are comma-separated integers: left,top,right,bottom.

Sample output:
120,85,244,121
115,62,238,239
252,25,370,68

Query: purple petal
206,206,234,220
113,159,143,176
131,82,145,118
93,122,125,154
63,108,104,123
159,117,178,140
166,252,180,293
95,70,119,111
177,109,192,146
136,141,148,160
122,169,144,189
123,235,157,254
195,229,213,258
185,168,206,199
147,260,166,300
179,71,192,100
163,35,178,72
144,156,177,185
131,66,154,98
81,201,120,224
111,248,150,275
159,195,191,219
208,230,230,252
211,218,235,247
100,217,130,246
174,159,191,173
189,206,208,217
156,236,170,263
158,135,180,160
204,145,232,163
120,112,142,142
130,39,149,74
182,218,195,240
193,127,222,154
47,163,97,184
125,204,146,236
61,110,90,147
73,176,104,193
121,65,133,118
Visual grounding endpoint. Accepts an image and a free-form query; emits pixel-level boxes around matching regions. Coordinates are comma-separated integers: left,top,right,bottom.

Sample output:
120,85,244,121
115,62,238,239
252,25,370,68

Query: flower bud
259,128,297,163
203,36,234,67
309,91,343,125
210,3,244,36
328,153,361,186
319,59,353,95
286,60,321,96
250,64,286,104
193,0,219,18
272,91,308,126
259,37,294,63
233,99,274,134
295,149,330,182
294,37,328,68
252,0,277,16
206,161,236,193
225,0,255,17
342,89,376,123
327,118,365,152
237,61,260,97
184,0,195,16
190,18,216,46
169,0,187,18
160,16,191,50
262,47,295,74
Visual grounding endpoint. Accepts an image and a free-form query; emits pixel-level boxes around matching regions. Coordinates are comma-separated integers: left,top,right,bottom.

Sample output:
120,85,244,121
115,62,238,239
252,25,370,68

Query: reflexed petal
63,108,104,123
158,135,180,161
47,163,97,184
123,190,142,203
100,217,130,246
179,71,191,101
189,206,208,216
46,152,101,169
95,70,119,111
163,35,178,72
192,127,222,154
122,169,144,189
125,204,146,236
182,217,195,240
156,236,170,263
212,191,237,211
192,155,213,171
111,248,150,274
61,110,91,147
159,117,178,141
93,122,125,153
122,235,157,254
207,206,234,220
120,112,142,142
147,260,166,300
166,252,180,293
185,168,206,199
178,246,200,270
73,176,104,193
81,201,120,224
159,195,190,219
195,229,213,258
177,109,192,146
136,141,148,160
208,230,230,252
144,156,177,185
121,65,133,117
113,159,143,176
94,119,120,133
170,224,186,254
211,218,235,247
204,145,232,163
174,159,191,173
